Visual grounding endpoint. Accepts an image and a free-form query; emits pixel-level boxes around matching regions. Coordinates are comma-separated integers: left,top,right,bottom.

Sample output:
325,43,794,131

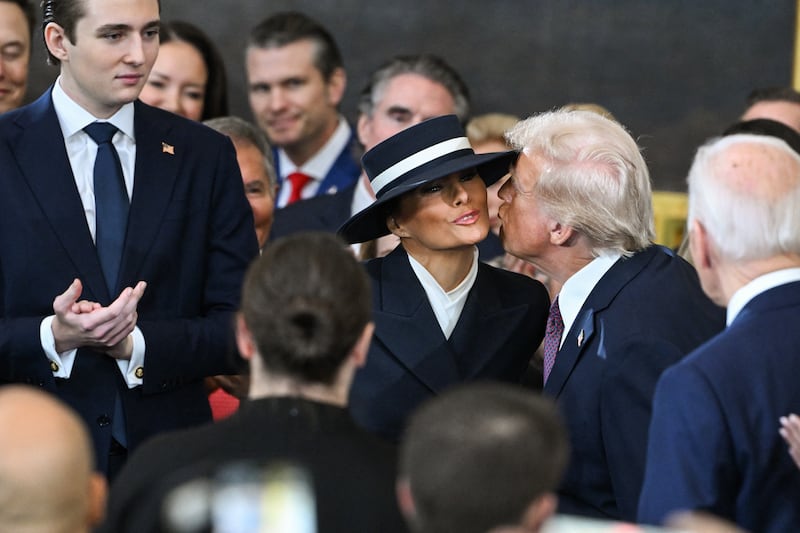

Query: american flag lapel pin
577,329,584,347
162,142,175,155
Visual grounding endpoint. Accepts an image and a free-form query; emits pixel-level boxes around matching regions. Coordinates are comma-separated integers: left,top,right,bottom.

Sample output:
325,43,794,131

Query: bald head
687,134,800,304
711,138,800,200
0,386,105,533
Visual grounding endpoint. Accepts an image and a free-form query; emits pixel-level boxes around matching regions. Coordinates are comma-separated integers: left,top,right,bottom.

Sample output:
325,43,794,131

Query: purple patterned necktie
543,296,564,385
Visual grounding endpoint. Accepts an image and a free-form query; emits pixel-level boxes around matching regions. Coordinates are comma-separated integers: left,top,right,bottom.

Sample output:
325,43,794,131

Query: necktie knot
84,122,118,145
286,171,312,204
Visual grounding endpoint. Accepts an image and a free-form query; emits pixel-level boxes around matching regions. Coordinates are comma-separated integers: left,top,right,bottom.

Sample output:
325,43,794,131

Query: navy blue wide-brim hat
337,115,518,244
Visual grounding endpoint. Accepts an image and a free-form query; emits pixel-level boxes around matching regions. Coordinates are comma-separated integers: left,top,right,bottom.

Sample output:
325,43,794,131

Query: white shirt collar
726,267,800,326
557,252,622,347
407,247,479,339
351,173,375,216
277,117,351,181
51,77,135,141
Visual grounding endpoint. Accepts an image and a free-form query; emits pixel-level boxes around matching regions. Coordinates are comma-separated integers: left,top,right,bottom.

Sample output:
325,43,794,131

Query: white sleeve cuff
116,326,146,388
40,316,77,378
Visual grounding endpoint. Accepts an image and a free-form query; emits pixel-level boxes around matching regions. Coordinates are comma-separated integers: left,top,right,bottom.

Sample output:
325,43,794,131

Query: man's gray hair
358,54,470,124
687,133,800,261
204,116,277,191
506,108,655,256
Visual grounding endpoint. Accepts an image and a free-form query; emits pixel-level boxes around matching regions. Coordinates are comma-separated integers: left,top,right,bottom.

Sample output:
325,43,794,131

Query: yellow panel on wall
652,191,688,250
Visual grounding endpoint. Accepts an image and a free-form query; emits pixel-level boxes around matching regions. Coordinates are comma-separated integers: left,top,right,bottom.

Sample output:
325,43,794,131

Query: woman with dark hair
338,114,550,441
139,20,228,121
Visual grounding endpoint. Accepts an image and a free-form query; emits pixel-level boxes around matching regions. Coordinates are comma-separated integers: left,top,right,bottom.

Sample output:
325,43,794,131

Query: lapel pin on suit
578,329,585,347
162,142,175,155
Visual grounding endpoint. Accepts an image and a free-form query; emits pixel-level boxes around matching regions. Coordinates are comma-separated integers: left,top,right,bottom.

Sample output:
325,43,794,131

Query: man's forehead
78,0,160,27
379,73,454,111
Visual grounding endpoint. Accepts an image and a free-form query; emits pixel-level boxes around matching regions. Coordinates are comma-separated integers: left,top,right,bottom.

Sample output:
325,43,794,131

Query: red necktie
286,171,312,204
543,296,563,385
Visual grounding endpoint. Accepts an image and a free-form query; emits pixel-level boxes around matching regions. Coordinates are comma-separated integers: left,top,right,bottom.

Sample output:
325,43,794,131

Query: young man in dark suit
0,0,258,478
638,132,800,532
497,109,725,521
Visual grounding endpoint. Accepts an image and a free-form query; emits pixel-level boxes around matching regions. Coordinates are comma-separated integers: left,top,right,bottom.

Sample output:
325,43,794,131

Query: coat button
134,366,144,379
50,361,59,372
97,415,111,427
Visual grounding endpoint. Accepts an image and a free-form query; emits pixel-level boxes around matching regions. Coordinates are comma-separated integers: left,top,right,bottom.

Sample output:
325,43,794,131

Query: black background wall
26,0,794,191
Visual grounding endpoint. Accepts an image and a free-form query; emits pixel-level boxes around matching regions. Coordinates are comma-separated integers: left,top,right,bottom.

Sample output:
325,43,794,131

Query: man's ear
44,23,70,63
689,218,712,270
350,322,375,368
548,220,574,246
235,314,256,361
395,478,416,521
326,67,347,107
519,493,557,532
357,113,372,147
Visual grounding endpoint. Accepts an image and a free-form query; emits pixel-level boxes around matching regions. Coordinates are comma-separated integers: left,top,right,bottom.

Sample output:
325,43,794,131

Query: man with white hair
638,133,800,532
0,386,107,533
497,109,724,520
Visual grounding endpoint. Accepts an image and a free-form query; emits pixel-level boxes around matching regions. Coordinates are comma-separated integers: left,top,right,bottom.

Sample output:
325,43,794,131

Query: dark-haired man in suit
638,132,800,532
246,11,360,206
497,108,724,521
0,0,258,478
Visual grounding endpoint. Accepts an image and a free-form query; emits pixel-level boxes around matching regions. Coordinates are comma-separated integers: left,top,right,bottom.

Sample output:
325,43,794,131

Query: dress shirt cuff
40,315,77,378
116,326,145,388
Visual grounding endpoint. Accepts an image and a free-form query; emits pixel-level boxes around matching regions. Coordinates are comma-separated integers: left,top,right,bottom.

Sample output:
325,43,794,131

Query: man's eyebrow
385,105,411,115
94,20,160,34
95,23,132,34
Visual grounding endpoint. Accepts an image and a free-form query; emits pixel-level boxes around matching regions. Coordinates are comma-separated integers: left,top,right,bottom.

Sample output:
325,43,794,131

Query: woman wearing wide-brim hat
338,114,550,441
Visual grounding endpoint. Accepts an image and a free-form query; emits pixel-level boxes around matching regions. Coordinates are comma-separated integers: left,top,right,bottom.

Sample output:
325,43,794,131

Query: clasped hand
51,278,147,360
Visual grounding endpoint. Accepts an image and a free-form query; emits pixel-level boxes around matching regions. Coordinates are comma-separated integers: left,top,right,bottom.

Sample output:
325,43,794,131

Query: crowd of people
1,0,799,532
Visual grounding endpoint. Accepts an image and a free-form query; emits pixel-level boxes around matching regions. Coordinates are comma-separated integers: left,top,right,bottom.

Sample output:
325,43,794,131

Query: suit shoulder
135,101,232,146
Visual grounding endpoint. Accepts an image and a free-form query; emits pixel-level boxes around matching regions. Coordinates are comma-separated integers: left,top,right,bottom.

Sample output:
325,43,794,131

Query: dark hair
400,383,569,533
3,0,36,40
746,86,800,107
240,232,371,385
358,54,471,124
41,0,160,65
160,20,228,120
247,11,343,80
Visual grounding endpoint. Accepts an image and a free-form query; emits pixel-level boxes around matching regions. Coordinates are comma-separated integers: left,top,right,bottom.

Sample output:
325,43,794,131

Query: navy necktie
84,122,129,294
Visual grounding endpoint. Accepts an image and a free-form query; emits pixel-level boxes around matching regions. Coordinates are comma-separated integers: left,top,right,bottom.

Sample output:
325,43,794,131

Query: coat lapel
12,90,109,302
544,247,658,397
117,102,180,289
371,248,461,393
448,263,531,377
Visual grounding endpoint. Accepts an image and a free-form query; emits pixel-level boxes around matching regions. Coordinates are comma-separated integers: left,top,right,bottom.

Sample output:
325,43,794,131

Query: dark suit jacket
270,183,356,239
349,246,550,441
546,245,725,521
638,281,800,532
101,396,406,533
274,130,361,200
0,90,258,472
